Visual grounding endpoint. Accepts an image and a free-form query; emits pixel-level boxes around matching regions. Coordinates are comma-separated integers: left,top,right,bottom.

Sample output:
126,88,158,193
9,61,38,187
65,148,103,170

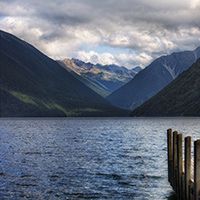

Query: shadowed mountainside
0,30,127,117
108,47,200,110
131,59,200,116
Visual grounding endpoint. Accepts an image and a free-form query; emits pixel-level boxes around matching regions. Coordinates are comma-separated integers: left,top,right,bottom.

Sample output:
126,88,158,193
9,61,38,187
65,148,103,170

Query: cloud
190,0,200,8
76,51,115,65
76,51,152,68
1,0,200,67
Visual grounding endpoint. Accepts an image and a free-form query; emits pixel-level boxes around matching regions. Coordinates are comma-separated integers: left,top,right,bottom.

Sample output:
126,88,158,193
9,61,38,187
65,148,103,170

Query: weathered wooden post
167,129,173,185
177,133,183,200
194,140,200,200
182,172,185,200
185,136,192,200
166,130,200,200
189,180,194,200
173,131,178,191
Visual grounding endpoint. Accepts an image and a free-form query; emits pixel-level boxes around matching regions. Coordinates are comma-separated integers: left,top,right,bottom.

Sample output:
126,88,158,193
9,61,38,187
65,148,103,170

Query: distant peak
132,66,142,73
195,46,200,52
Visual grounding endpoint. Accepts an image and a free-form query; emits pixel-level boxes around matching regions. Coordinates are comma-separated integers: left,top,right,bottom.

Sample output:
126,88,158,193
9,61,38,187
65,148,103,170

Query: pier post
166,130,200,200
173,131,178,191
194,140,200,200
167,129,173,184
182,172,185,200
189,180,194,200
185,136,192,200
177,133,183,200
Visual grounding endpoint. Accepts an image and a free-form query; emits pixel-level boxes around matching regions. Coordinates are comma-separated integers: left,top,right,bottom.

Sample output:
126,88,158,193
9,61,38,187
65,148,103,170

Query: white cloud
77,51,115,65
190,0,200,9
1,0,200,67
76,51,152,68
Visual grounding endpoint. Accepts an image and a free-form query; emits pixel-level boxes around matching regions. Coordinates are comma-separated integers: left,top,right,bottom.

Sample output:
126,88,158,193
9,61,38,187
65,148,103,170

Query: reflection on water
0,118,200,199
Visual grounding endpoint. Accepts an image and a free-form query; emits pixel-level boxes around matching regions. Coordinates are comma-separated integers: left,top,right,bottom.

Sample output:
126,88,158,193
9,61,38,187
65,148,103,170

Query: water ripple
1,117,199,199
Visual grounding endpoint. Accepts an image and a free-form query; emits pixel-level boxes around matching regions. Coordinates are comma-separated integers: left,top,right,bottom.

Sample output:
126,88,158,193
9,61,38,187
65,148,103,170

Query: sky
1,0,200,68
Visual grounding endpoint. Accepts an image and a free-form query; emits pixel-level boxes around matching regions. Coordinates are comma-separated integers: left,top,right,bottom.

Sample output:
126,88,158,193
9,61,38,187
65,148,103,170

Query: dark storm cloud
1,0,200,67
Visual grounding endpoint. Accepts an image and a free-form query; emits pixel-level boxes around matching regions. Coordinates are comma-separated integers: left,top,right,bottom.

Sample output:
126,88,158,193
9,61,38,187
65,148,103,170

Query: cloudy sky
1,0,200,68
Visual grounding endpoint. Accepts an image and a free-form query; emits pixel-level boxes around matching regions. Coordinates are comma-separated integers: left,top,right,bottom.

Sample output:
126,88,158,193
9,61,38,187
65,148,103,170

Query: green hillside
0,30,127,117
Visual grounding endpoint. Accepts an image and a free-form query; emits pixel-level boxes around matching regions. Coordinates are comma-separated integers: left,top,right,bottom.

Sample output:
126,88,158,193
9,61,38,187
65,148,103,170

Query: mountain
131,58,200,116
132,66,142,73
60,58,141,97
57,59,111,97
107,47,200,110
0,30,127,117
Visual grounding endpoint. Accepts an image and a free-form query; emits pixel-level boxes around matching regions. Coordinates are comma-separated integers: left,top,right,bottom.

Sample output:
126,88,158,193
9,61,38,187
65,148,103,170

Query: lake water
0,118,200,200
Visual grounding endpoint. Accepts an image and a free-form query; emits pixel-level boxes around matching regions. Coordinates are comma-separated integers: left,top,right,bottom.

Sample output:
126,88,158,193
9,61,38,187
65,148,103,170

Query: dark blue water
0,118,200,200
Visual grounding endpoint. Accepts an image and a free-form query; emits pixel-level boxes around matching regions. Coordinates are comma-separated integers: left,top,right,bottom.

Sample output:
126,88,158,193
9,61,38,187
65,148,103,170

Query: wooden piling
189,180,194,200
173,131,178,191
182,172,185,200
166,130,200,200
177,133,183,200
167,129,173,184
194,140,200,200
185,136,192,200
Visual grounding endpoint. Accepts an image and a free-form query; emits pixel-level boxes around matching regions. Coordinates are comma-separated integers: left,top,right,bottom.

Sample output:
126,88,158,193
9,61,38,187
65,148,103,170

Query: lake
0,118,200,200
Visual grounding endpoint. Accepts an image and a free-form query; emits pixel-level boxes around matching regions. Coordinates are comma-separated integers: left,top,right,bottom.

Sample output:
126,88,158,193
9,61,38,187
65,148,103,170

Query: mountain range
1,29,200,117
0,30,126,117
107,47,200,110
132,58,200,116
59,58,141,97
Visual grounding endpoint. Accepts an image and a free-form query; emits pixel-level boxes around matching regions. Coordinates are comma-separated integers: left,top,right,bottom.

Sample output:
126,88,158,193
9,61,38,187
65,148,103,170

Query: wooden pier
167,129,200,200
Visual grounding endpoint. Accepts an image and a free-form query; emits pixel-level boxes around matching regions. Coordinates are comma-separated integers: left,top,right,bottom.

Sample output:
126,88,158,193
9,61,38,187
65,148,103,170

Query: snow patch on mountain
163,63,177,79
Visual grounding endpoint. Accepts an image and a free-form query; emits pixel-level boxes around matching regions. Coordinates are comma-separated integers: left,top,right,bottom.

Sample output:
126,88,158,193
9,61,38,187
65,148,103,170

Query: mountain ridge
0,30,127,117
59,58,142,97
107,46,200,110
131,58,200,116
